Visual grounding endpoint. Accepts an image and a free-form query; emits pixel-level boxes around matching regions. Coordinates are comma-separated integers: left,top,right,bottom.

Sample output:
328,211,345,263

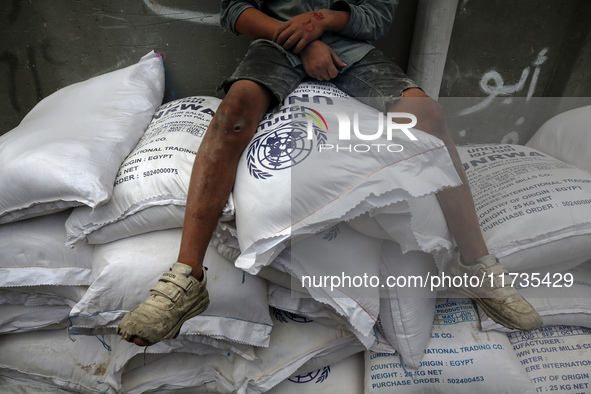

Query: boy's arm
273,9,350,54
331,0,398,41
273,1,398,53
234,8,282,40
235,7,348,82
299,40,347,81
220,0,283,39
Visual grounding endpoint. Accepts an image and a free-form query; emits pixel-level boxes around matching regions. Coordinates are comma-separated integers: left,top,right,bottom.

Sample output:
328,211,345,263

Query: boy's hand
299,40,347,81
273,11,330,54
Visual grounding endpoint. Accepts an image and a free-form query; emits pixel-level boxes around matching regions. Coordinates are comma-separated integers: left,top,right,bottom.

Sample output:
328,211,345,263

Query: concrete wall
0,0,417,135
2,0,591,144
440,0,591,145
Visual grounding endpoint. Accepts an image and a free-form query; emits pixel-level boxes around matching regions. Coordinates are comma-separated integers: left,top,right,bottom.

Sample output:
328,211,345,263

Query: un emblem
246,120,326,179
272,309,314,324
288,366,331,384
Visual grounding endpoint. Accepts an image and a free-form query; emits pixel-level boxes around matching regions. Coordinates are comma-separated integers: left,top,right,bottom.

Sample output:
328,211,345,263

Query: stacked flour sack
61,75,463,392
478,106,591,394
63,96,278,392
8,48,575,392
0,45,467,392
0,51,275,392
0,52,165,392
361,105,591,394
227,82,463,369
458,104,591,327
4,46,591,393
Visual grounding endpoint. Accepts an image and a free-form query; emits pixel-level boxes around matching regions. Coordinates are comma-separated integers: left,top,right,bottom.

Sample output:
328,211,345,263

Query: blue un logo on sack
272,309,314,324
288,366,331,384
247,112,327,179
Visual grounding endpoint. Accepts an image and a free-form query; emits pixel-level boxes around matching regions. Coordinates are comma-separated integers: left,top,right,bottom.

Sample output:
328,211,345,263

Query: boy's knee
420,98,447,130
398,89,445,123
213,80,271,135
211,94,260,145
399,92,448,139
204,81,271,156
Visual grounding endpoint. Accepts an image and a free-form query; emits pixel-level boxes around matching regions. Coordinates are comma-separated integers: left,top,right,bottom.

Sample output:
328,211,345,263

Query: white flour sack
458,144,591,272
115,310,365,394
365,299,536,394
0,51,164,224
0,330,114,393
0,285,88,308
348,195,454,271
0,210,93,290
234,308,364,394
267,351,364,394
0,285,88,336
0,209,91,329
233,81,461,274
275,222,382,341
65,96,222,246
116,347,237,393
0,304,70,334
479,260,591,332
108,333,244,392
376,241,438,370
526,104,591,174
507,326,591,394
267,283,355,332
68,228,273,348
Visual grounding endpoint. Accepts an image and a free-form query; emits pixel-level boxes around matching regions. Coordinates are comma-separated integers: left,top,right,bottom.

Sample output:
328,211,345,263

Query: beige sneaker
450,254,542,331
117,262,209,345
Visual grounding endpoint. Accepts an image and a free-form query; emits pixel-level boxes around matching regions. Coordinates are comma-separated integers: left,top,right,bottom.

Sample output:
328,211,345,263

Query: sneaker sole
160,296,210,342
453,286,523,331
471,297,522,331
121,294,210,346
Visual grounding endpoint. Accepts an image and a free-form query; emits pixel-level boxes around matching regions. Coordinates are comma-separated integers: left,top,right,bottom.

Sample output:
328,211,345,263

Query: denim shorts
220,40,419,113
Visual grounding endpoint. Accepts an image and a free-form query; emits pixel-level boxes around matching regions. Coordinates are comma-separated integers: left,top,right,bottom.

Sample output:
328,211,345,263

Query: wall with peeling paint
2,0,591,145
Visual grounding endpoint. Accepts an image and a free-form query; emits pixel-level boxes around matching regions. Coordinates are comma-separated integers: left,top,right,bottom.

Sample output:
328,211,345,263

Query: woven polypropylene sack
0,330,114,393
233,81,461,275
65,96,228,246
0,52,164,224
273,222,382,340
0,210,93,313
68,228,273,348
457,144,591,272
365,299,536,394
526,105,591,174
376,241,437,370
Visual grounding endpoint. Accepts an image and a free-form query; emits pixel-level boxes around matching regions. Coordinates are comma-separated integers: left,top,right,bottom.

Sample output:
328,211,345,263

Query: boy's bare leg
387,88,488,265
176,80,273,278
387,88,542,331
128,80,272,346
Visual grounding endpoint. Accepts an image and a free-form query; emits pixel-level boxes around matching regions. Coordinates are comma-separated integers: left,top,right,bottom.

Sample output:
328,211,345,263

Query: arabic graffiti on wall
455,48,550,144
458,48,549,116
